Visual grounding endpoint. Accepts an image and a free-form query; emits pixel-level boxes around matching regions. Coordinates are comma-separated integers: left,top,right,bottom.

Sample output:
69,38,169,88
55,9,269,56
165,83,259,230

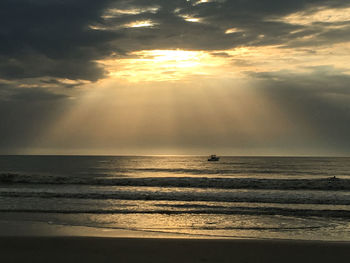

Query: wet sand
1,236,349,263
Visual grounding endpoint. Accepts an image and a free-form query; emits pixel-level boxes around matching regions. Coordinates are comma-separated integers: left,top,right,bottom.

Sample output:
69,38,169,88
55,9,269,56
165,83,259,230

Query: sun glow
124,20,156,28
100,49,226,81
142,50,202,64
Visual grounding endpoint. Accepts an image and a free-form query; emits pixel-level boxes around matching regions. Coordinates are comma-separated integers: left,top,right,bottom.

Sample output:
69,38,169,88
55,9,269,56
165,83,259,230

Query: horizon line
0,154,349,158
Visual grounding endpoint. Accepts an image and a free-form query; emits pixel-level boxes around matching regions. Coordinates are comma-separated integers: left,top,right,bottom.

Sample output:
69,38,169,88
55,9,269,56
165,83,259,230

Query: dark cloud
0,0,117,81
1,0,350,82
39,79,84,89
94,0,350,53
0,54,106,81
0,82,70,102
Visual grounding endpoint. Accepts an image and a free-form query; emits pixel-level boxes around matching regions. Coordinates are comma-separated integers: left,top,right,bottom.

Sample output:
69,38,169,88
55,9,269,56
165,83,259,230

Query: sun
146,50,199,62
139,50,203,68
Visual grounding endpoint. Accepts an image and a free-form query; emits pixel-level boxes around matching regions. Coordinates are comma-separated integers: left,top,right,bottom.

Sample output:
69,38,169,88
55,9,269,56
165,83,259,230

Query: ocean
1,155,350,240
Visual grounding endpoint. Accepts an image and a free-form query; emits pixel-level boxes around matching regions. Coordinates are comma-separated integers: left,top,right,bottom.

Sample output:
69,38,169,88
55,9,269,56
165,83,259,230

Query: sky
1,0,350,156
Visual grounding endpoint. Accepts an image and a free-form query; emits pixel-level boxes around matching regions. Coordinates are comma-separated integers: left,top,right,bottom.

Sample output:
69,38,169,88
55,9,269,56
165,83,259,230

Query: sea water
1,155,350,240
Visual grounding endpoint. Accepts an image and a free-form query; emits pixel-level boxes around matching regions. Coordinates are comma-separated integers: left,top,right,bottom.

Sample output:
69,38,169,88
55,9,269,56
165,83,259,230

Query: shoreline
1,217,350,262
1,215,350,242
1,216,349,242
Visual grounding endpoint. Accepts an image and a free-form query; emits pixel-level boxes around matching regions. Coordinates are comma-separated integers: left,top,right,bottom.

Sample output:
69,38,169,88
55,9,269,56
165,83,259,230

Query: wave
130,167,331,176
1,206,350,218
1,173,349,191
2,188,350,205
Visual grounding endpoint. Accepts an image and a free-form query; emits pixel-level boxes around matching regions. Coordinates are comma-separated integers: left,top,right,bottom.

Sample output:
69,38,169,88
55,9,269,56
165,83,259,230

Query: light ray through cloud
1,0,350,155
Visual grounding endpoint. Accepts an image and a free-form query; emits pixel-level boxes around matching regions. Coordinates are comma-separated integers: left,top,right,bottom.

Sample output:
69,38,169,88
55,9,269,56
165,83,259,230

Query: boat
208,155,220,161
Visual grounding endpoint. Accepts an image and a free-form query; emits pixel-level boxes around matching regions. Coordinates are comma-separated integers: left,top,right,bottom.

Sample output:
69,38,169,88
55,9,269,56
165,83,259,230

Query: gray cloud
1,0,350,82
0,0,117,81
95,0,350,53
0,83,70,102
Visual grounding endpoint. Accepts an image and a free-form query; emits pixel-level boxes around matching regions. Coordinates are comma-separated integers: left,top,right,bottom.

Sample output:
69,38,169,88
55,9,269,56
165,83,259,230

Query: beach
1,218,349,263
1,236,350,263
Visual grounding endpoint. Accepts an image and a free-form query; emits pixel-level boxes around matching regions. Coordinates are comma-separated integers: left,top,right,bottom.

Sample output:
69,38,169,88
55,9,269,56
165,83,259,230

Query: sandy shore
0,218,349,262
1,236,349,263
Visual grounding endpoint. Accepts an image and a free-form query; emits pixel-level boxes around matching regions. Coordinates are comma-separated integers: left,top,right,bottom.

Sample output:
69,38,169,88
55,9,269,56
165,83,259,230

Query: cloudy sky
1,0,350,155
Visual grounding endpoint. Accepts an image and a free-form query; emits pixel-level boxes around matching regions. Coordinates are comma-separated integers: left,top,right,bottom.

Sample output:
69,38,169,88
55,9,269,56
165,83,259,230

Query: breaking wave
1,173,348,191
1,206,350,218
